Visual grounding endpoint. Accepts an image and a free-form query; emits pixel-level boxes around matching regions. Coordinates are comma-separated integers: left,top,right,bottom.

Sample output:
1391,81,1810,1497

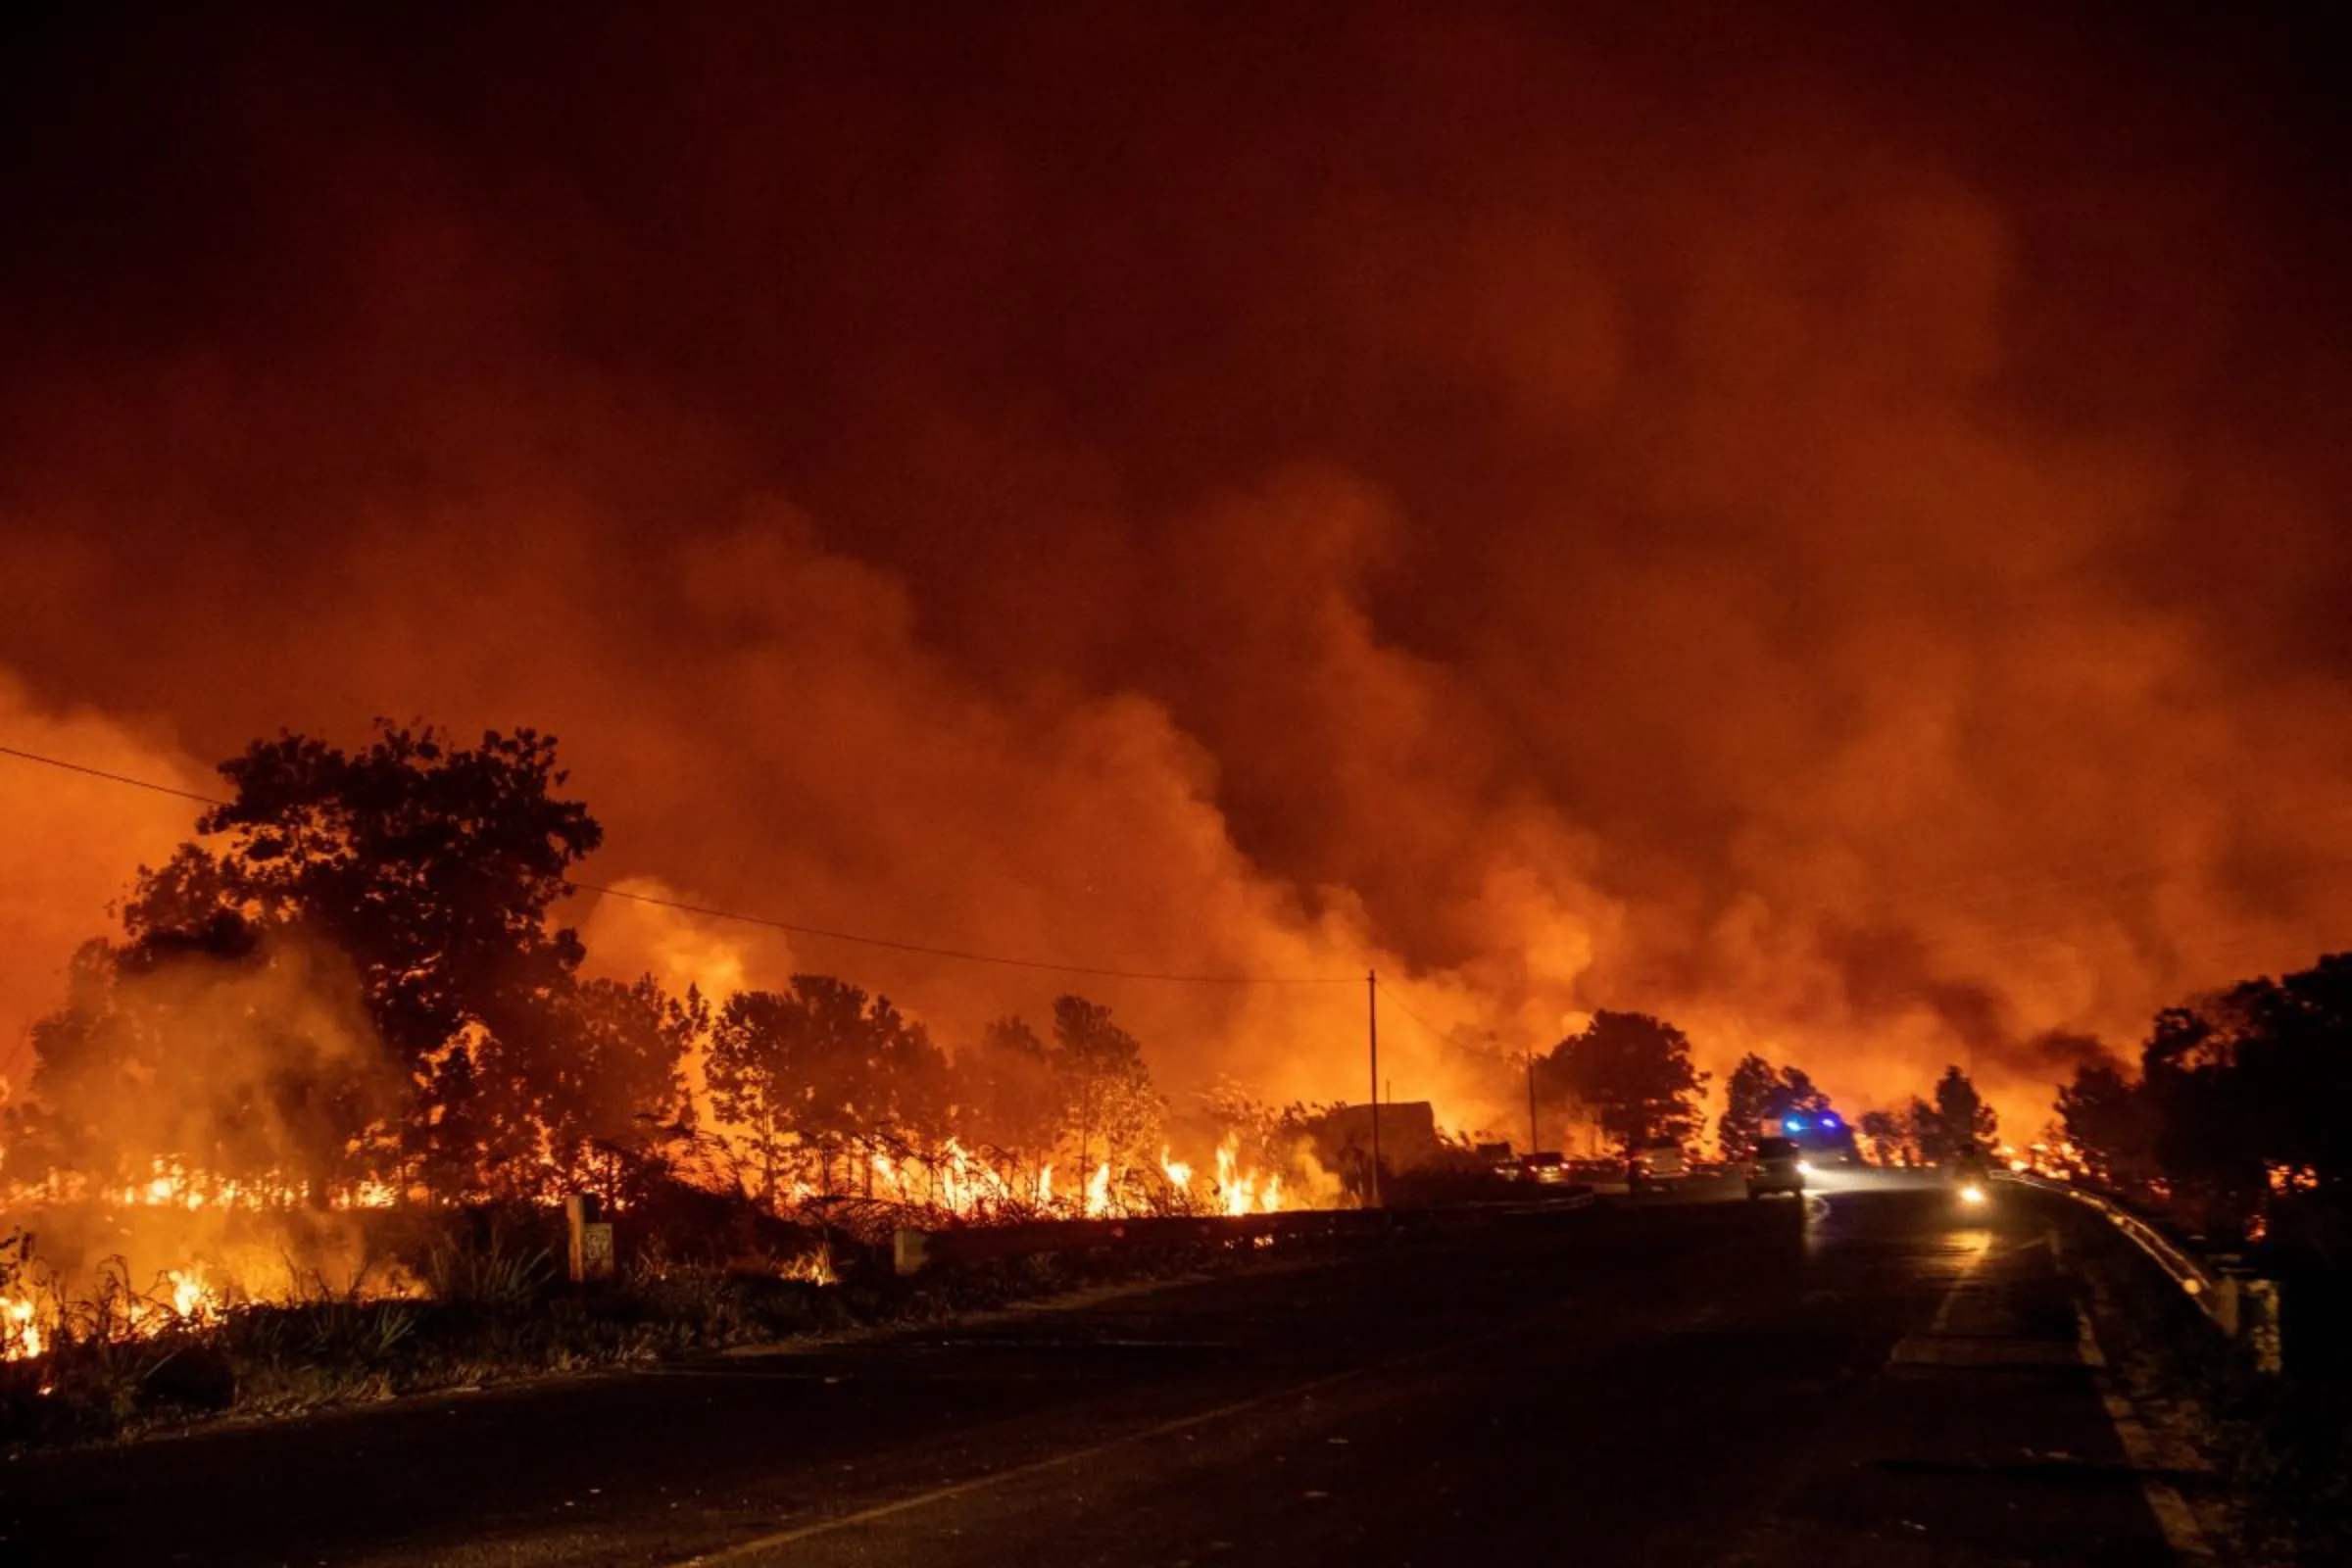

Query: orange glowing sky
2,4,2347,1141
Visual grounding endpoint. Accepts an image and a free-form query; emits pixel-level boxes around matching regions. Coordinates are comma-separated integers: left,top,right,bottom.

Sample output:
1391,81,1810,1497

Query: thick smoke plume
0,679,202,1094
3,5,2348,1146
4,924,412,1298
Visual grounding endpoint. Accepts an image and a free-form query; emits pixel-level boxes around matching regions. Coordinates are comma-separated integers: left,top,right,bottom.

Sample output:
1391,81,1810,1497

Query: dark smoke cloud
3,3,2347,1139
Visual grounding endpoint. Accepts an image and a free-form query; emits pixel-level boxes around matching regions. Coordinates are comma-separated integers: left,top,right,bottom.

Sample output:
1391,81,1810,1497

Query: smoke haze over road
4,3,2347,1137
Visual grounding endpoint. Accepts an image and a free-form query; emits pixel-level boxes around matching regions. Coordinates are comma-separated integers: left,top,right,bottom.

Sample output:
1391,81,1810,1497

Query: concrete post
565,1193,614,1283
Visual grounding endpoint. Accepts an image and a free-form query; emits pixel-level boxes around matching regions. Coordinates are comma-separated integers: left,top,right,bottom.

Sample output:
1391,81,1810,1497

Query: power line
1374,980,1461,1048
0,744,225,808
564,879,1355,985
6,735,2340,991
0,739,1355,987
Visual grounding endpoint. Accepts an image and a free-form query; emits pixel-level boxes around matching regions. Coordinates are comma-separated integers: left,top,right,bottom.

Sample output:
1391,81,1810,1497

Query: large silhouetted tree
120,723,601,1190
1933,1065,1997,1154
1545,1010,1707,1158
1718,1054,1832,1161
11,722,603,1200
2135,956,2352,1240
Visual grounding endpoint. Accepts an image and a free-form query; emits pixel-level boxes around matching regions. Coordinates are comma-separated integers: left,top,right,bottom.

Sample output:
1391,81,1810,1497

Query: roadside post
566,1193,615,1283
1367,970,1382,1208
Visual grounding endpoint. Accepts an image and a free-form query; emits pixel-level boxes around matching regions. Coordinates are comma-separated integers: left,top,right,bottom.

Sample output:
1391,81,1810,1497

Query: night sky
4,2,2347,1133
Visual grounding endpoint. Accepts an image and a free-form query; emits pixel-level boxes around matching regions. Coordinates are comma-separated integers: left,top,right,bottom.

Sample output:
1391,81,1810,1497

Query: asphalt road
0,1177,2188,1567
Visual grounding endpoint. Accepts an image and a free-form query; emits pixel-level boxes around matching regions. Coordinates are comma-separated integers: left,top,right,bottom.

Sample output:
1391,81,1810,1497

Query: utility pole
1526,1046,1540,1156
1366,969,1383,1208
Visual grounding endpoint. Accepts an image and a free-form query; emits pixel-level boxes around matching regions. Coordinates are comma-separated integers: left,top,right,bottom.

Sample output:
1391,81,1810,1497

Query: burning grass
0,1139,1336,1453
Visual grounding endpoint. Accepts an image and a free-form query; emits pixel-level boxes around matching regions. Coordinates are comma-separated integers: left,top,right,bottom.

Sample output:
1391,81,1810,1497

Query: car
1632,1142,1690,1191
1746,1136,1806,1200
1518,1151,1573,1185
1944,1144,1994,1208
1474,1141,1519,1179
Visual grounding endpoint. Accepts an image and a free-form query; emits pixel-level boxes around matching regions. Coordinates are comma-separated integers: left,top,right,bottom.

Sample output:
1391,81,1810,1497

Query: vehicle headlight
1795,1159,1813,1173
1958,1184,1985,1204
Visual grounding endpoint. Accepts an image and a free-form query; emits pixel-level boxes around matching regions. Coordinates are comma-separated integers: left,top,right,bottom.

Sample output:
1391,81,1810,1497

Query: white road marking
651,1288,1631,1566
1928,1230,1992,1334
2073,1300,2216,1563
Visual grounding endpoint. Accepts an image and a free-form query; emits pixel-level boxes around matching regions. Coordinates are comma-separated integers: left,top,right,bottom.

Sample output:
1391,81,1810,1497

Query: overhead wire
0,739,1356,986
4,735,2343,999
1373,978,1465,1049
563,878,1356,985
0,743,226,808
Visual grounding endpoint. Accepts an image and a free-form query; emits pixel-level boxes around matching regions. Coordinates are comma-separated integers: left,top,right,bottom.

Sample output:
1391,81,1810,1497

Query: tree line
1851,1067,1998,1168
1533,1008,2004,1172
20,719,2318,1232
0,723,1171,1208
2052,953,2350,1250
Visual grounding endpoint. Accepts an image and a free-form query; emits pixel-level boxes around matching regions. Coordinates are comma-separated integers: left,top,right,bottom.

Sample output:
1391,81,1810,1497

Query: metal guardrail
2001,1169,2215,1297
1997,1170,2281,1372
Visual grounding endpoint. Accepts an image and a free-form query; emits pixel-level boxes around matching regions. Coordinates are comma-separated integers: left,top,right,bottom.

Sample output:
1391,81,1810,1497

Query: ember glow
2,8,2348,1181
856,1137,1284,1220
0,1236,360,1368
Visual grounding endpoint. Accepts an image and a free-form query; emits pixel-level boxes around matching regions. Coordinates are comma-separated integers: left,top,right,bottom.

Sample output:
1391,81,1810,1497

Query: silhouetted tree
1933,1065,1997,1154
1718,1054,1832,1162
102,722,603,1194
2054,1059,2158,1197
708,975,950,1201
1902,1095,1947,1165
531,976,703,1200
1545,1010,1707,1158
1770,1066,1831,1121
1051,995,1162,1170
2136,955,2352,1242
1719,1054,1776,1163
1856,1108,1909,1167
956,1015,1063,1159
706,990,794,1203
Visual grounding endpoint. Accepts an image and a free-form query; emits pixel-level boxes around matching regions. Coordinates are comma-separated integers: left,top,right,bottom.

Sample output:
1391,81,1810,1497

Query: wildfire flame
1213,1134,1284,1216
1,1116,1314,1369
4,1298,41,1360
833,1137,1294,1223
0,1259,230,1365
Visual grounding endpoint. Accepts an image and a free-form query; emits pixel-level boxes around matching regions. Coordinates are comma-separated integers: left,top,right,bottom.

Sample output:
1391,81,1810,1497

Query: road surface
0,1179,2192,1566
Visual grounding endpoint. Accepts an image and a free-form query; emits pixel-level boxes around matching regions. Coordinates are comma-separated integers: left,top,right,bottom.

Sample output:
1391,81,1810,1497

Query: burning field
0,726,1356,1440
2,1,2349,1449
